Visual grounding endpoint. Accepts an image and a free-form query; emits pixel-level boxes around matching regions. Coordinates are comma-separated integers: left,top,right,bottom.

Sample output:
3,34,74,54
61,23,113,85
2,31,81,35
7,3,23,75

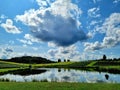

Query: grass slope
0,61,28,68
0,61,28,74
0,82,119,90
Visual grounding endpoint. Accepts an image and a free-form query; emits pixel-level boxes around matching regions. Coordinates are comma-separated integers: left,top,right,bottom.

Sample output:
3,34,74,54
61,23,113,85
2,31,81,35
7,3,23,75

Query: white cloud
84,13,120,51
36,0,82,18
88,7,100,18
36,0,53,8
90,20,98,26
24,34,41,43
87,20,103,38
1,19,21,34
48,44,103,60
0,45,45,59
84,41,103,51
80,52,101,60
50,0,82,19
92,0,101,4
15,0,87,46
16,9,41,26
101,13,120,47
0,47,14,59
32,47,39,51
113,0,120,4
93,0,97,3
48,45,81,61
0,14,7,19
48,42,56,47
103,37,118,47
18,34,41,45
18,39,33,45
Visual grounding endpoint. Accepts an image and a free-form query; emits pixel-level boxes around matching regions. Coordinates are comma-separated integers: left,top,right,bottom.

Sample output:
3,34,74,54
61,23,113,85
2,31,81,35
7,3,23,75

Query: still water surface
0,68,120,83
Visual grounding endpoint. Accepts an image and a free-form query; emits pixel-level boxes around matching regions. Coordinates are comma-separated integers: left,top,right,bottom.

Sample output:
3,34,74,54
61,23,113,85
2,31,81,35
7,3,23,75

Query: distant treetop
103,54,107,60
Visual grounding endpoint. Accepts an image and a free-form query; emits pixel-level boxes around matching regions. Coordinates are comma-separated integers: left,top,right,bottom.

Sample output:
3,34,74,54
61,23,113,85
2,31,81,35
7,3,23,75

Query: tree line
58,59,70,62
101,54,120,61
2,56,55,64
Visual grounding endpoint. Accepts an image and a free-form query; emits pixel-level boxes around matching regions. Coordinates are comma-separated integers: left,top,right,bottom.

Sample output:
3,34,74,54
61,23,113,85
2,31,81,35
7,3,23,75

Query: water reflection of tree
58,68,71,72
68,68,70,72
105,74,109,80
64,68,66,72
58,68,61,72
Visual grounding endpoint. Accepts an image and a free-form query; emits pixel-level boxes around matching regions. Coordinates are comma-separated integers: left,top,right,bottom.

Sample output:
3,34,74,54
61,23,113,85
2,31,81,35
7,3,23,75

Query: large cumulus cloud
31,11,87,46
16,0,88,46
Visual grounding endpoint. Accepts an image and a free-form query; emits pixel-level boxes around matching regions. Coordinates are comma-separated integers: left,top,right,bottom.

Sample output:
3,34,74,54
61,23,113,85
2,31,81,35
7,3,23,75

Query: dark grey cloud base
31,11,88,46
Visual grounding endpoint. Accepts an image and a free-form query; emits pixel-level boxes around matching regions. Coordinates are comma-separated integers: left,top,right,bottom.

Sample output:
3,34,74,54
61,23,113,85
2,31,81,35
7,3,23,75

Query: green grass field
0,82,119,90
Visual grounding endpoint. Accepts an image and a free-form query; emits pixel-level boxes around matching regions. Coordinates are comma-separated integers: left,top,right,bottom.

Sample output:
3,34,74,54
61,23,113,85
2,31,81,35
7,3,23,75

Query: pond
0,68,120,83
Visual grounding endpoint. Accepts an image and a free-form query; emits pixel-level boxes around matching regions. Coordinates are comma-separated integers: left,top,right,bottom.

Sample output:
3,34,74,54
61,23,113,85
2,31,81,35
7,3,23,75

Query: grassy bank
0,61,28,68
0,60,120,74
0,82,119,90
33,61,120,74
0,60,29,74
33,61,120,69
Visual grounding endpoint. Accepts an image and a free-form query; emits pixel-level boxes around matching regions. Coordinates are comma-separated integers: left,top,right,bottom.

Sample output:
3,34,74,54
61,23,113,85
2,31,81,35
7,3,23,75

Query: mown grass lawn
0,82,119,90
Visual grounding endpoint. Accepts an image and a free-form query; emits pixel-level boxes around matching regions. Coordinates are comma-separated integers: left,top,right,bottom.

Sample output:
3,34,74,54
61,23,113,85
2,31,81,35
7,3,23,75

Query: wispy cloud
92,0,101,4
88,7,100,18
17,39,33,45
0,14,7,19
113,0,120,4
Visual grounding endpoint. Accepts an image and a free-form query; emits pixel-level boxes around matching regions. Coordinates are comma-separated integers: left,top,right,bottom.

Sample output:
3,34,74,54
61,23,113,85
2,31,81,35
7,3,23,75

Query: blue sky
0,0,120,61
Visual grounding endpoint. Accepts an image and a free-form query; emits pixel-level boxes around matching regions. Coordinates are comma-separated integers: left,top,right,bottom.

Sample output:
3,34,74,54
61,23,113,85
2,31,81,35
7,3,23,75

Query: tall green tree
103,54,107,60
58,59,61,62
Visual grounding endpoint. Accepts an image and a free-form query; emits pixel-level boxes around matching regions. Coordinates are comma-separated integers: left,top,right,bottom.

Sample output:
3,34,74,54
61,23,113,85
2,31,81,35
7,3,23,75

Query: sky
0,0,120,61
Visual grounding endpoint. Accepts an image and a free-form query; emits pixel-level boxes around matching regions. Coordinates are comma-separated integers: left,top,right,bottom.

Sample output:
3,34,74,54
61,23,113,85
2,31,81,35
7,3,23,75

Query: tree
103,54,107,60
58,59,61,62
67,59,70,62
64,59,66,62
113,58,117,61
